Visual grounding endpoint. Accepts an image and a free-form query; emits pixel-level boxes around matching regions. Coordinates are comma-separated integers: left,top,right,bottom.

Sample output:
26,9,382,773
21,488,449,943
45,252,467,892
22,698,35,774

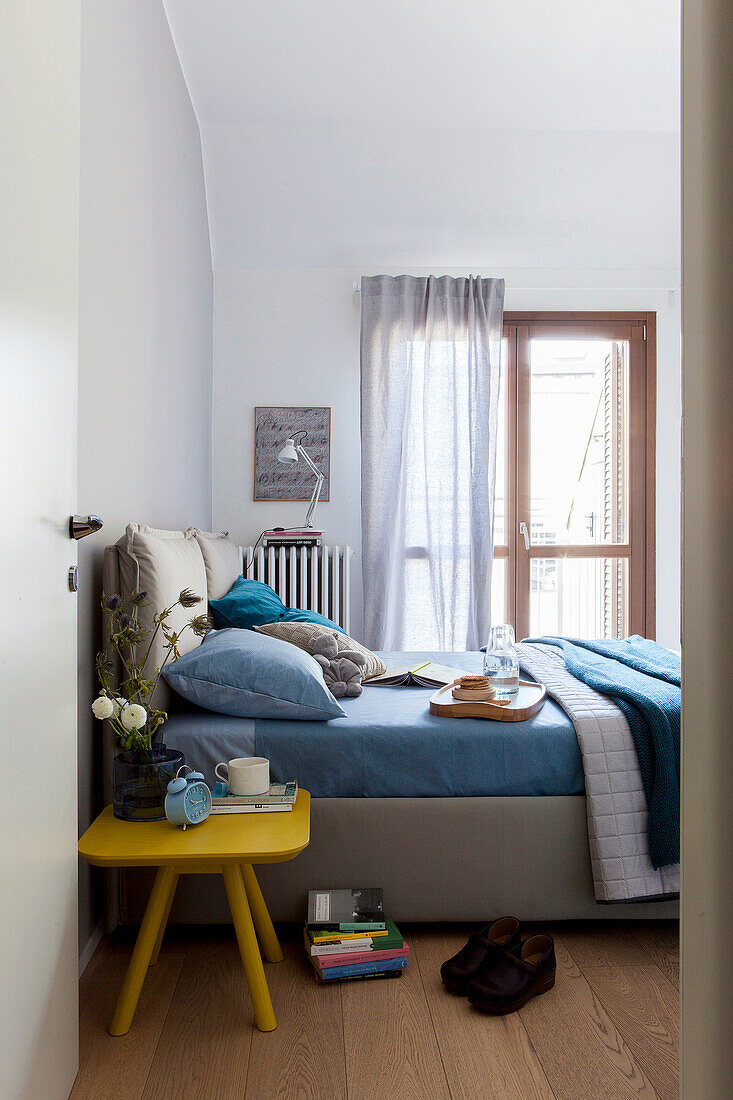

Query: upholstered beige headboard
100,527,242,802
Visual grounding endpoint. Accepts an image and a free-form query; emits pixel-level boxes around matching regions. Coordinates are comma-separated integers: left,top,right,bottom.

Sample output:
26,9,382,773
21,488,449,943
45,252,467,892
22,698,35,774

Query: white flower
92,696,114,720
120,703,147,731
111,696,126,716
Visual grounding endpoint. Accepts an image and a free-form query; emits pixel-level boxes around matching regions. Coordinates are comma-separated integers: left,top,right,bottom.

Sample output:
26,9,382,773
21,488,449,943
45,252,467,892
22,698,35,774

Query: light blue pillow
210,575,346,634
163,628,346,720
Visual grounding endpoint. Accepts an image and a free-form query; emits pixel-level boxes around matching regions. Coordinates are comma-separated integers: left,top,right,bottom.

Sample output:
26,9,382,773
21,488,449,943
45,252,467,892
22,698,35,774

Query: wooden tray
429,680,546,722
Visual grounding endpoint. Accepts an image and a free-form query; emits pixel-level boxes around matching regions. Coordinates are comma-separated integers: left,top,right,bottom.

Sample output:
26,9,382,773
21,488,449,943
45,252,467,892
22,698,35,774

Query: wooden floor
72,920,679,1100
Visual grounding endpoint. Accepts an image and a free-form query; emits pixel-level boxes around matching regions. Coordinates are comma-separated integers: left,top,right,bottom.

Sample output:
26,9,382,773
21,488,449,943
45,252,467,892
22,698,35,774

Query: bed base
115,795,678,926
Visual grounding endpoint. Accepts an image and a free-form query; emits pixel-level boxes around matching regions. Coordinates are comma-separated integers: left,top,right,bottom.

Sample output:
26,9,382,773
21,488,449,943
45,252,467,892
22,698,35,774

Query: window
496,313,655,639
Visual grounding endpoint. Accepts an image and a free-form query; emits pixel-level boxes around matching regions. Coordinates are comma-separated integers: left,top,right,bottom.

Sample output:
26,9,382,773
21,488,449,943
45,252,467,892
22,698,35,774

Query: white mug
215,756,270,796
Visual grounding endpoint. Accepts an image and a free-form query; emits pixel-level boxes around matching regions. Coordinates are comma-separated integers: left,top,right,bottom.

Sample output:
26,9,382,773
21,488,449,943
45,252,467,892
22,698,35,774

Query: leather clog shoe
440,917,521,994
467,933,556,1014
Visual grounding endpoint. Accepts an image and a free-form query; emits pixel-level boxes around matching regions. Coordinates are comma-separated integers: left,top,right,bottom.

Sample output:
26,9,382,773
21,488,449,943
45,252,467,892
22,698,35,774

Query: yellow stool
79,790,310,1035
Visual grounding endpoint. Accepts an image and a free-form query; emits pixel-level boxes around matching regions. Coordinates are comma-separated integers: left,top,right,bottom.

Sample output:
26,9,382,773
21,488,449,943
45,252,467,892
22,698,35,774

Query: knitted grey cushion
253,621,386,680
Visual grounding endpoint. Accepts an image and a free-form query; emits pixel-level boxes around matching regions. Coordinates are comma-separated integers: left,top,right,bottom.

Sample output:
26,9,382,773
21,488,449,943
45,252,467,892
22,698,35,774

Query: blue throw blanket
527,635,680,868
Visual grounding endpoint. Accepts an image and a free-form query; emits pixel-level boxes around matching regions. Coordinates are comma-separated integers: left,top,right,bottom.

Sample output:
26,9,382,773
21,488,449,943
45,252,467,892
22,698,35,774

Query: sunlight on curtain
360,275,504,650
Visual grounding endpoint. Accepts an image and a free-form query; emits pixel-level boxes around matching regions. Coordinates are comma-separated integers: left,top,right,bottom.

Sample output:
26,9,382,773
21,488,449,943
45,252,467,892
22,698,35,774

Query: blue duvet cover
253,652,583,798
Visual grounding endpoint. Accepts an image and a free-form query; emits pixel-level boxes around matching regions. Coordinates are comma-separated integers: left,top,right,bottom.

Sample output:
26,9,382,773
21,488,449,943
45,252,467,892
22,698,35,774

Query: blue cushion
163,628,346,720
210,577,286,629
279,607,346,632
210,575,346,634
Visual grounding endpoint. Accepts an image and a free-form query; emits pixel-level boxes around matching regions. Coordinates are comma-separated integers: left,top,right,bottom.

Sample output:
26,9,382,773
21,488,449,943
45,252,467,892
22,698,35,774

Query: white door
1,4,81,1097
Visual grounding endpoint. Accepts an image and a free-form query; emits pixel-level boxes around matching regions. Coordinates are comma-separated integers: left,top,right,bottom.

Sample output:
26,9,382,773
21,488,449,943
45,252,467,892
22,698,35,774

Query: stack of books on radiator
304,888,408,984
262,529,323,548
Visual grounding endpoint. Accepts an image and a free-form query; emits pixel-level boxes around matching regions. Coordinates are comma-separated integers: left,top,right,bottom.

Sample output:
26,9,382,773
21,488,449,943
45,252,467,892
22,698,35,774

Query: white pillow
116,524,208,710
190,528,242,601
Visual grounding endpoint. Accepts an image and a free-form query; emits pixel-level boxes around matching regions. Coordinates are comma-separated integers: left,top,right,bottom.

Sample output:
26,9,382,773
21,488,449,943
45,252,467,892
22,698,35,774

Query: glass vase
483,624,520,697
112,744,184,821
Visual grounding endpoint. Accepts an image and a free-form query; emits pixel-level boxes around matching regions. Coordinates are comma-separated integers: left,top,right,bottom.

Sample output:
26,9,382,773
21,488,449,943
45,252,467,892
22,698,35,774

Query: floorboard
141,935,253,1100
245,941,347,1100
71,942,185,1100
632,924,680,990
520,937,657,1099
74,922,679,1100
555,922,653,968
411,927,555,1100
583,966,679,1100
341,931,450,1100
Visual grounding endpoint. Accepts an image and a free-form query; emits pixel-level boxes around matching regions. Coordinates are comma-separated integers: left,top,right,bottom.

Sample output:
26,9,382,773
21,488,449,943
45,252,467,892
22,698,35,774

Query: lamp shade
277,438,298,465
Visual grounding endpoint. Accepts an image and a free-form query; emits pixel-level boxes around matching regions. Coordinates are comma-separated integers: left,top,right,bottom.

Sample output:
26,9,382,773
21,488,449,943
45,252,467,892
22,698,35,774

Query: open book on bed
365,661,468,688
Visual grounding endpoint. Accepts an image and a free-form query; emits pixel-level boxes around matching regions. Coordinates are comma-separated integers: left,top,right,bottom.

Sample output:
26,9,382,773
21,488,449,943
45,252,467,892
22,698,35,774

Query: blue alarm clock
165,765,212,829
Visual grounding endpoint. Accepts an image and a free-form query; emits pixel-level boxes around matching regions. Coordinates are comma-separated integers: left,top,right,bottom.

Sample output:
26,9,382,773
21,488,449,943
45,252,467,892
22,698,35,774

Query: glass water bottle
483,624,520,697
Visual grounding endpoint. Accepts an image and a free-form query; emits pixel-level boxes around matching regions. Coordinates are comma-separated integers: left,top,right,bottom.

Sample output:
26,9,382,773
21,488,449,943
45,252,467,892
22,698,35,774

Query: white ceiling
164,0,680,272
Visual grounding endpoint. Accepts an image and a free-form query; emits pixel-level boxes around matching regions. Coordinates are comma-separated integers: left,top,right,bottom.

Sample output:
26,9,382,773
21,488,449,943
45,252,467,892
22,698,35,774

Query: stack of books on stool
210,781,298,814
304,887,408,984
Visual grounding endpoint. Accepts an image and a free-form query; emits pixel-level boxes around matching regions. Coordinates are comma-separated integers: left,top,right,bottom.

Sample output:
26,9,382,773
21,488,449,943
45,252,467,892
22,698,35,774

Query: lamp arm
304,472,324,528
296,445,324,529
296,445,321,478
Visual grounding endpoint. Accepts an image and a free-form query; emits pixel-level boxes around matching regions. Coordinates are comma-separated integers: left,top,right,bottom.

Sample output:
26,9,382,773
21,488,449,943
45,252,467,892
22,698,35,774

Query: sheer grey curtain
360,275,504,651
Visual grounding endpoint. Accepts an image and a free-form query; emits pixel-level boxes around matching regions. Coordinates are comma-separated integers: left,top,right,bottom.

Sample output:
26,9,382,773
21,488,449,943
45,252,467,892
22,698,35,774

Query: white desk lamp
277,430,325,529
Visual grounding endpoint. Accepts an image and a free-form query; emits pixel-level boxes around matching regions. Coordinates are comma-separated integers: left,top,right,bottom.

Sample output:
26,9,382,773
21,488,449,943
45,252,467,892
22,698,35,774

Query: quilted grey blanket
516,642,680,902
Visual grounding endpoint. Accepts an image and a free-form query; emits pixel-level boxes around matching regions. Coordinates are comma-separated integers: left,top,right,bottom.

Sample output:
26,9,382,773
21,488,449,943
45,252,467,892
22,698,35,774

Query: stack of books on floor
210,781,297,813
304,888,408,984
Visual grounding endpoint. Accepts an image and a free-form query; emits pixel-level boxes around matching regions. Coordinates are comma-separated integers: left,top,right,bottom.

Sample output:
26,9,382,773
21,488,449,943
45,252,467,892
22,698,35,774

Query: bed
102,539,679,926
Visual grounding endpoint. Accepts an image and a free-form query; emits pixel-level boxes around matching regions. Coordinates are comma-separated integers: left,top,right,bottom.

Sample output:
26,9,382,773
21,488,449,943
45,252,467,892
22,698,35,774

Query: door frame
499,311,656,639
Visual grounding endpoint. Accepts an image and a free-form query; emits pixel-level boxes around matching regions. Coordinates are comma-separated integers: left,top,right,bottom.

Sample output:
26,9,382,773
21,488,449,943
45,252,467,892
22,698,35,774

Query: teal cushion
210,577,286,629
279,607,346,633
163,628,346,720
210,576,346,634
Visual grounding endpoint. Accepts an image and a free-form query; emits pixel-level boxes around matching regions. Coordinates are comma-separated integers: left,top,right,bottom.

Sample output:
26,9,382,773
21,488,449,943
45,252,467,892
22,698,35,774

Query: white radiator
240,544,353,634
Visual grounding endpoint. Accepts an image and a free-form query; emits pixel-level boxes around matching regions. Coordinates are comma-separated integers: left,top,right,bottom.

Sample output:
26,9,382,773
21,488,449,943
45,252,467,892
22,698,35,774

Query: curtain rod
352,281,679,302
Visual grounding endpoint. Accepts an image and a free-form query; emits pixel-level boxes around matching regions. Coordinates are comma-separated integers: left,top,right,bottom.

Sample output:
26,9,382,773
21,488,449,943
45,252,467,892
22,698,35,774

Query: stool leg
109,866,176,1036
223,864,277,1032
241,863,283,963
149,871,178,966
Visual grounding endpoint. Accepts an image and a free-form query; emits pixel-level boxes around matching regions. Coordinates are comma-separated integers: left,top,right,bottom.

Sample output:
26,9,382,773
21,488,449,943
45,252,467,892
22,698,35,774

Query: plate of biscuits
429,675,547,721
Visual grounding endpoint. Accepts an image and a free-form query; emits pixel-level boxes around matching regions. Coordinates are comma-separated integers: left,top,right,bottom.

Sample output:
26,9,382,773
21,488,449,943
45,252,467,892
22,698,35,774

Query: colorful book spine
209,803,292,814
211,781,297,805
316,956,407,981
318,945,410,969
314,969,402,985
309,929,388,944
337,922,386,932
310,940,374,956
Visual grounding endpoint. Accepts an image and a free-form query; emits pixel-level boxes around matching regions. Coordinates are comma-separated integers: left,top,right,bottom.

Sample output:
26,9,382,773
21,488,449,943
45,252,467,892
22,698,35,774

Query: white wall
213,268,680,649
163,1,680,271
77,0,213,953
1,3,81,1096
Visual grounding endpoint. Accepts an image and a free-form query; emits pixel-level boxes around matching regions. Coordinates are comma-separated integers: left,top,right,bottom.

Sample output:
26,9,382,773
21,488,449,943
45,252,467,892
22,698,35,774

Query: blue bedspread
527,636,680,868
254,652,584,798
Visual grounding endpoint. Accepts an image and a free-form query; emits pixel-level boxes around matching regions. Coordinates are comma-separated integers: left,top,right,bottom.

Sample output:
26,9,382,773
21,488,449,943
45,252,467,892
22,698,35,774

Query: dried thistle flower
96,586,206,752
189,614,213,637
178,588,202,609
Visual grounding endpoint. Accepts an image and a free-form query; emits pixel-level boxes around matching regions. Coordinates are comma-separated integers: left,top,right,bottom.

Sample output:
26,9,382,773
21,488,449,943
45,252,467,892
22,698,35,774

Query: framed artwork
253,406,331,501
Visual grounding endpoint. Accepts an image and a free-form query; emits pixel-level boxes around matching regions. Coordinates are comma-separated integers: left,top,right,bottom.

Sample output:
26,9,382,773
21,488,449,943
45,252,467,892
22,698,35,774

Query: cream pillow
190,528,242,601
254,621,386,680
116,524,208,709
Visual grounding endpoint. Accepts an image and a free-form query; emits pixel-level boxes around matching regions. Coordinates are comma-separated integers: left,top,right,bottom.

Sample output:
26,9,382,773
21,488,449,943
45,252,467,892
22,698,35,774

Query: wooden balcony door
493,313,655,641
